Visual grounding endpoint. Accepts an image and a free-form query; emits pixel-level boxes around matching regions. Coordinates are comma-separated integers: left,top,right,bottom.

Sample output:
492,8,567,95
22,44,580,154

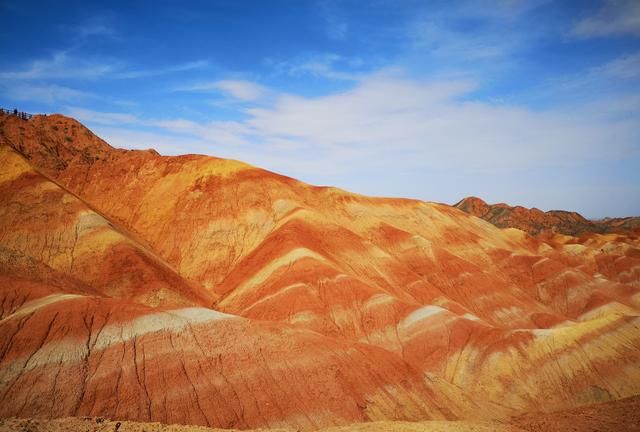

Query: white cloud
232,75,637,174
181,79,268,101
215,80,267,101
573,0,640,38
83,71,639,176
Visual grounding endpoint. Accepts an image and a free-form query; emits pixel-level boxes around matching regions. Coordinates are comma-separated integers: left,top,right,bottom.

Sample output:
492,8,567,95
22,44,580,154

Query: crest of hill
0,110,426,207
0,112,273,186
0,113,120,175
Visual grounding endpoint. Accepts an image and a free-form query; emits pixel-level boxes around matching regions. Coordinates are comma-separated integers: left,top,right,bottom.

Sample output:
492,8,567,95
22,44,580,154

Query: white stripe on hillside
0,307,237,377
0,294,85,325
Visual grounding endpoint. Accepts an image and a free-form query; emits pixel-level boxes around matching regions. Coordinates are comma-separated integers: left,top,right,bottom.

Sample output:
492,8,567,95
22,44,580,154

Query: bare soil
2,396,639,432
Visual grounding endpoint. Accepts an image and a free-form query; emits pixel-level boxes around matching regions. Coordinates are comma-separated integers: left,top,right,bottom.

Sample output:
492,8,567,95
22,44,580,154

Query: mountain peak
0,111,119,177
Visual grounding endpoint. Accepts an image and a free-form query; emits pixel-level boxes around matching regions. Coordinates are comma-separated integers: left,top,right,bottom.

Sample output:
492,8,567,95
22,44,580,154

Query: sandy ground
1,395,639,432
510,393,640,432
317,420,522,431
0,418,522,432
0,417,282,432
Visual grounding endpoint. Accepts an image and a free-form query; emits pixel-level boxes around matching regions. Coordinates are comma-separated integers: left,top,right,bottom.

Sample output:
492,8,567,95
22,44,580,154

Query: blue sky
1,0,639,218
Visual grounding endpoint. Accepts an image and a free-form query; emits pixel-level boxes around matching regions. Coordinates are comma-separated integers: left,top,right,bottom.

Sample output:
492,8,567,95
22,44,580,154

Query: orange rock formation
1,111,639,430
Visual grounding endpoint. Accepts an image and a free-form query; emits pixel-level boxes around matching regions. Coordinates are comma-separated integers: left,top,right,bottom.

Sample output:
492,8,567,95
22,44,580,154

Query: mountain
454,196,640,237
1,111,639,430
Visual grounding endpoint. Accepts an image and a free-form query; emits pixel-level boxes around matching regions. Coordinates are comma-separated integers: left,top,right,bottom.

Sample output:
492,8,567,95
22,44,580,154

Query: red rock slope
1,111,640,430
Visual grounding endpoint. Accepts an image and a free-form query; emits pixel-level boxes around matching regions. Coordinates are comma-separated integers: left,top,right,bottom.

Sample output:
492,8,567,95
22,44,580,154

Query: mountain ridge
454,196,640,237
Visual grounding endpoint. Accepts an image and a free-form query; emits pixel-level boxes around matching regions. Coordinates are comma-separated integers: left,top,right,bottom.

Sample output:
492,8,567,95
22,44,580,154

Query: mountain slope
0,145,214,308
1,111,639,429
0,134,482,429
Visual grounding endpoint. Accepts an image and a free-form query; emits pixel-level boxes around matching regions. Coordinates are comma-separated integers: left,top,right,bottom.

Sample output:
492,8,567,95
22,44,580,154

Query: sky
1,0,639,218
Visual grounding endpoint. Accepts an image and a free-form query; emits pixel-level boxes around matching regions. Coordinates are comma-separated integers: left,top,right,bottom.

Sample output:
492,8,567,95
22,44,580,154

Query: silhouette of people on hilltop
2,108,32,120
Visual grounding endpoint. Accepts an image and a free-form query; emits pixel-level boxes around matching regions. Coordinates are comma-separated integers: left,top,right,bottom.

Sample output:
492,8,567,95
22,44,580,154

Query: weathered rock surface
1,110,639,430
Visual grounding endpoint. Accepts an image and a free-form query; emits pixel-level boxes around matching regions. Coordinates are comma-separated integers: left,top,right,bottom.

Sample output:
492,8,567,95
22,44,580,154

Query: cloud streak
5,84,94,105
269,53,363,81
573,0,640,38
180,79,268,101
0,51,208,81
0,52,116,80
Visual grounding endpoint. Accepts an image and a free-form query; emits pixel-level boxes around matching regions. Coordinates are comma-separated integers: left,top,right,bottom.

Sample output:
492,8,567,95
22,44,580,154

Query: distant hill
454,196,640,237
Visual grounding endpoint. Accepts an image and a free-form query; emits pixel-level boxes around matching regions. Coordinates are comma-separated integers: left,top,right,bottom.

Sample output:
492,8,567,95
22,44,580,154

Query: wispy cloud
65,107,138,125
411,21,516,61
90,126,208,155
234,75,635,171
267,53,363,81
0,51,208,81
572,0,640,38
66,106,255,148
317,0,348,40
80,68,639,173
72,19,118,40
114,60,209,79
403,2,541,81
0,51,117,80
211,80,267,101
595,52,640,79
179,79,268,101
536,51,640,105
5,84,93,104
